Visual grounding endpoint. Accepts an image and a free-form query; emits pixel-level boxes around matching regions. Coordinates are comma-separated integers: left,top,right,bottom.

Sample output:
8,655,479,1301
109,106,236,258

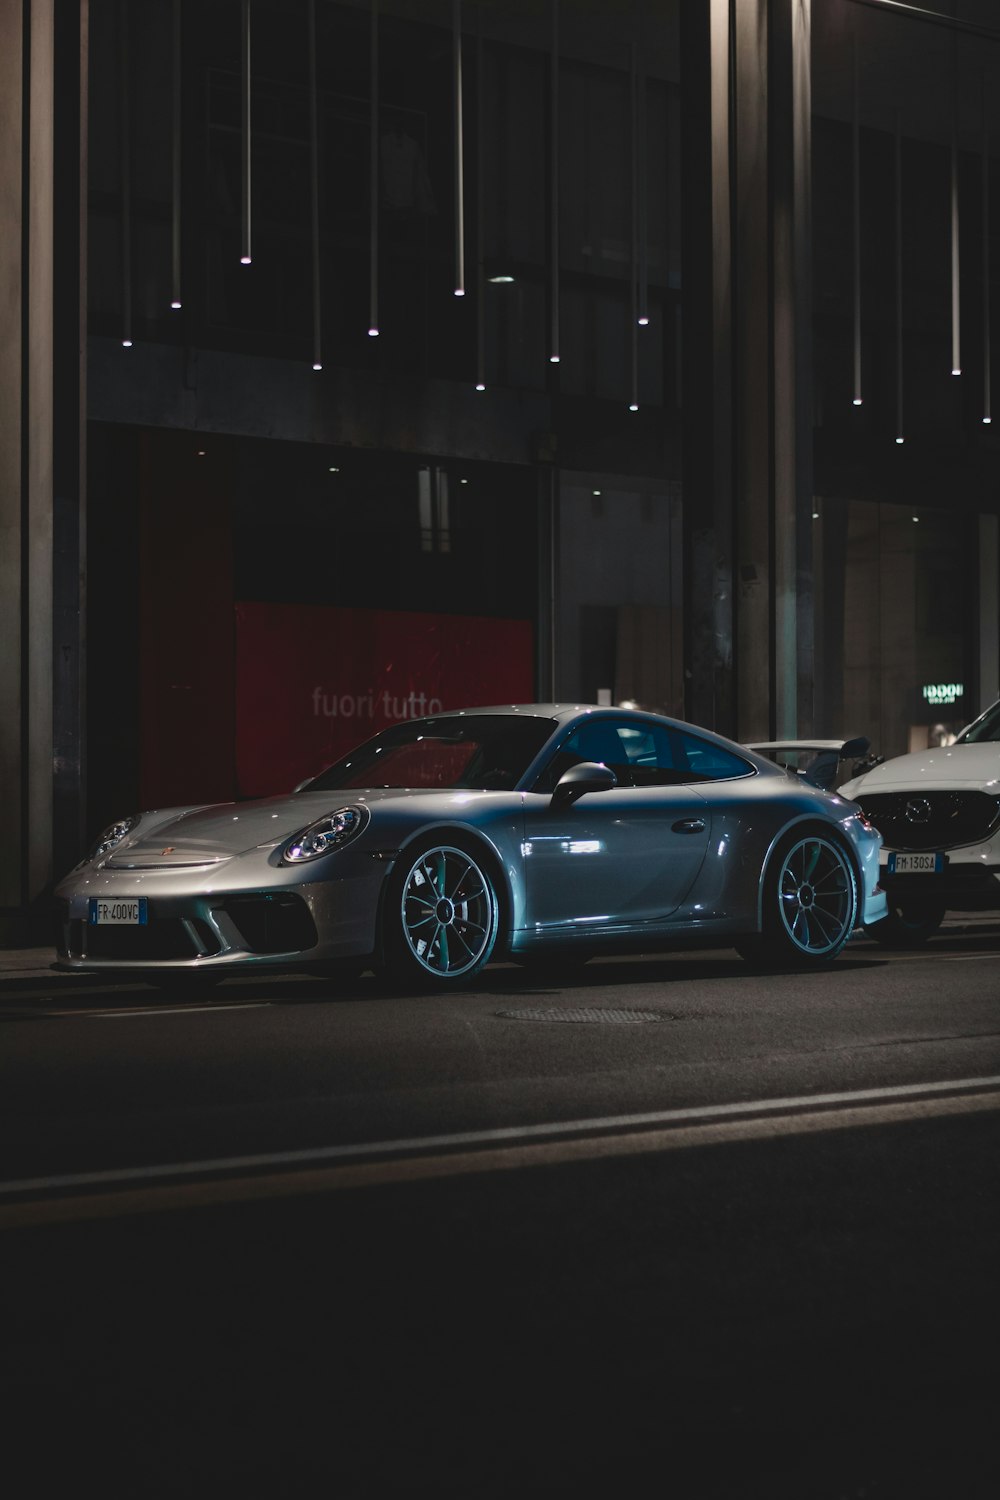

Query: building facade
3,0,1000,937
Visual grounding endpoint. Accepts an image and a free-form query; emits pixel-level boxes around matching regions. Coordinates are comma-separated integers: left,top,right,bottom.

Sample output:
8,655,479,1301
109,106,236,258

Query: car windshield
303,714,558,792
955,701,1000,744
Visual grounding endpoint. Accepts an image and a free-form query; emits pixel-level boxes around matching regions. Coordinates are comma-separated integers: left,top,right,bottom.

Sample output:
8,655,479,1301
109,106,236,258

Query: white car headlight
89,815,140,861
282,806,369,864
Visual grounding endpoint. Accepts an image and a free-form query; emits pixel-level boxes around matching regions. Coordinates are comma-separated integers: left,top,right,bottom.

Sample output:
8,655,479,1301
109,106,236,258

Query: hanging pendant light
240,0,252,265
369,0,380,337
895,110,904,443
307,0,321,369
548,0,560,365
170,0,182,309
119,0,133,345
852,34,862,404
983,75,992,423
453,0,465,298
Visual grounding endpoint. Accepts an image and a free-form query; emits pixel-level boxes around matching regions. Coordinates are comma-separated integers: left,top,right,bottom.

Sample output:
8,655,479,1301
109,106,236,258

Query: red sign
236,602,534,796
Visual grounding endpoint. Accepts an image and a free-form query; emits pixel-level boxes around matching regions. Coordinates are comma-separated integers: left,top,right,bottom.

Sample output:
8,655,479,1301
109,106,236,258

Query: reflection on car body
55,704,886,988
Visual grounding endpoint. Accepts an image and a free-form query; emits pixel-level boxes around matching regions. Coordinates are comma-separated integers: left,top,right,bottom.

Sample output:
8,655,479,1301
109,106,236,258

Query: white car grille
856,790,1000,851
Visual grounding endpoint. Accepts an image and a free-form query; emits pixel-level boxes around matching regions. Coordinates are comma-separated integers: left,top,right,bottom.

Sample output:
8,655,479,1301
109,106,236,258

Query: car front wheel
738,832,858,967
382,839,500,987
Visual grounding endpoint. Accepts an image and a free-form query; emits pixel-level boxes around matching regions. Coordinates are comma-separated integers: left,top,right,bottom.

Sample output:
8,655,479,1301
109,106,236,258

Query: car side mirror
551,761,618,805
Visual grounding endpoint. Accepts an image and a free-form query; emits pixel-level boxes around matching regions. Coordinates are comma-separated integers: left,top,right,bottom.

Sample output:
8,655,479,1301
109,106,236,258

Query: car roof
411,704,770,760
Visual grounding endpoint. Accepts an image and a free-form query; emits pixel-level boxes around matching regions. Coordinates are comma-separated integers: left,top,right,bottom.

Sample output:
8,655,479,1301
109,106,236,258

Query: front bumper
53,856,386,973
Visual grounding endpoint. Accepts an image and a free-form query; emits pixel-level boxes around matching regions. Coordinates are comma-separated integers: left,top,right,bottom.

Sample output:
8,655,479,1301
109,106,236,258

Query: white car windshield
955,701,1000,744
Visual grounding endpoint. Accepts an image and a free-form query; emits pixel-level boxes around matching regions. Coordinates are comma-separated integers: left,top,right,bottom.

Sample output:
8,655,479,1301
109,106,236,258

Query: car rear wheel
382,839,500,987
867,897,946,948
738,832,858,967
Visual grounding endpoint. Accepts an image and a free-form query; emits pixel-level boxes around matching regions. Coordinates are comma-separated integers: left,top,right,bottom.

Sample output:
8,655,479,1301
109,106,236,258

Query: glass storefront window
813,499,976,761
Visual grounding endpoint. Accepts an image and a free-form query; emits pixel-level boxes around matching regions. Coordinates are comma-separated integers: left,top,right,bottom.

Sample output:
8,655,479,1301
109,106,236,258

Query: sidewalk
3,912,998,980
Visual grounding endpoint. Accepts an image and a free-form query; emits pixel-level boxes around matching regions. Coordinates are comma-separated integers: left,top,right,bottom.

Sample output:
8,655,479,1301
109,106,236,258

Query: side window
618,721,687,787
671,729,754,782
531,719,631,792
532,717,686,792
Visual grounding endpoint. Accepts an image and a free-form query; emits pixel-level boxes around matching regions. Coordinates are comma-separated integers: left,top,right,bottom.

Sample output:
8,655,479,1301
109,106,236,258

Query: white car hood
841,742,1000,797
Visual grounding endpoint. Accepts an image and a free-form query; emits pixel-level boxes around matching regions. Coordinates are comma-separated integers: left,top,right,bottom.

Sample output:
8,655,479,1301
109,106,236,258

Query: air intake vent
217,893,318,954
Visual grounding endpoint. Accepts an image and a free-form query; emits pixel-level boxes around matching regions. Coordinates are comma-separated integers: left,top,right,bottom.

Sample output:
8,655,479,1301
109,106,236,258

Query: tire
737,831,858,967
867,897,946,948
382,838,501,987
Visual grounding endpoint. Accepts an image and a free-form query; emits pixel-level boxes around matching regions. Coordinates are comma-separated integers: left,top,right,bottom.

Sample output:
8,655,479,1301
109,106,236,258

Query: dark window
670,730,754,783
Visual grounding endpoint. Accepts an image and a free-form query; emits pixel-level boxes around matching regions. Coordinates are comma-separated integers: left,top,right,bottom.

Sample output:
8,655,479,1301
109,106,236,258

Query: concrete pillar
681,0,813,740
0,0,56,933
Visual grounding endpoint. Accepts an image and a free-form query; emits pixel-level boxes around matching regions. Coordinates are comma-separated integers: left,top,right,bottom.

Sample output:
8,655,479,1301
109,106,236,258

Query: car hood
103,788,508,866
841,742,1000,798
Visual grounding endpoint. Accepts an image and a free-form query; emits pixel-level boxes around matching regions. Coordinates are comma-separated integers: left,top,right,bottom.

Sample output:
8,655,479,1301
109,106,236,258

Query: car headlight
89,815,140,861
282,806,369,864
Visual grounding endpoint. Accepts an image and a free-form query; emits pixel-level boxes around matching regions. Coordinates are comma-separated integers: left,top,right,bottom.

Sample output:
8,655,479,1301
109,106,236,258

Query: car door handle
672,818,706,834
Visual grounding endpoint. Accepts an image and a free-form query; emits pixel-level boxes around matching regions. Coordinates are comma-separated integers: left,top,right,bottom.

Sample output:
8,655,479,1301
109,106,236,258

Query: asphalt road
2,929,999,1498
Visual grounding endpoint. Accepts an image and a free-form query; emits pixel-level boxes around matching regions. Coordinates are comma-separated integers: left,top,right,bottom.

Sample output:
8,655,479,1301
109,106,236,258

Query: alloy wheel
399,844,499,978
776,836,856,956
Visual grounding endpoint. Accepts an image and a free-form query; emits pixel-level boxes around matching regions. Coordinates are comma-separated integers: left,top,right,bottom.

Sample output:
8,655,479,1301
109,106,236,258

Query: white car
839,700,1000,945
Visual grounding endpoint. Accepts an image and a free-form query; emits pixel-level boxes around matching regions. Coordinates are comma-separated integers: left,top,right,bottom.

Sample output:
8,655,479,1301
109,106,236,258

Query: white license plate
88,897,148,925
887,852,943,874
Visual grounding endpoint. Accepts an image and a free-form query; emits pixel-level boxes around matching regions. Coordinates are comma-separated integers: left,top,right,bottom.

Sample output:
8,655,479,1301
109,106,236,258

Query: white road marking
2,1089,999,1231
92,1002,271,1018
2,1074,1000,1229
15,1001,271,1019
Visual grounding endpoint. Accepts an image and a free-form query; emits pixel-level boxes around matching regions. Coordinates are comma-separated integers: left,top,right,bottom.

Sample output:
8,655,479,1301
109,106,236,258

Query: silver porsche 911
54,704,886,987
